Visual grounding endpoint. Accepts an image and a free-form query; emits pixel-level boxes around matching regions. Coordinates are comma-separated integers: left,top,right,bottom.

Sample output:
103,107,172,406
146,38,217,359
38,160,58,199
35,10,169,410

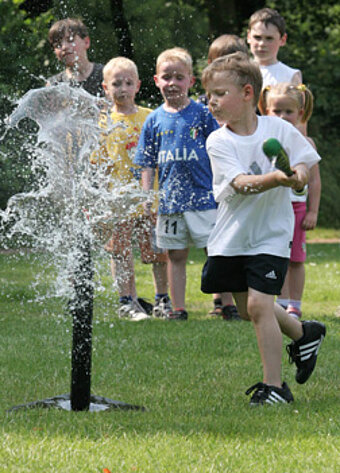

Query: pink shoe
287,306,302,319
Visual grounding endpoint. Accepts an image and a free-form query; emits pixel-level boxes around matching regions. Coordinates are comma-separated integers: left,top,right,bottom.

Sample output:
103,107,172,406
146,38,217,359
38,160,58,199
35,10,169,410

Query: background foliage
0,0,339,226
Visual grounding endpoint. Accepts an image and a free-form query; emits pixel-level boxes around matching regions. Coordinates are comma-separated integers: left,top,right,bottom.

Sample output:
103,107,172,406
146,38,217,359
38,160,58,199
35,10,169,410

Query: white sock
288,300,302,310
276,298,289,309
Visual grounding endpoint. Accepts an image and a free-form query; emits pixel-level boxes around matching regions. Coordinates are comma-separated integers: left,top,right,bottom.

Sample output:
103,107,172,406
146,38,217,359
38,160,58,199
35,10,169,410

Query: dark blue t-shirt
134,99,218,215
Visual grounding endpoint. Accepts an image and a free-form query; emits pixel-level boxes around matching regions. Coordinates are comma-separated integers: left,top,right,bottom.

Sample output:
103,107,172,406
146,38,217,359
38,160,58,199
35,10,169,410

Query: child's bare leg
152,261,168,294
213,292,234,305
247,288,283,387
111,252,136,299
274,302,303,340
167,248,189,308
233,292,250,320
278,270,290,300
288,261,305,302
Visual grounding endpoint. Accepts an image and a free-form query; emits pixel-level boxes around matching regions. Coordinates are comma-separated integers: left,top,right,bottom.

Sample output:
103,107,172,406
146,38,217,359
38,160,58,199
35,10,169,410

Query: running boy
93,57,169,320
135,47,218,320
201,52,326,404
47,18,104,97
247,8,302,88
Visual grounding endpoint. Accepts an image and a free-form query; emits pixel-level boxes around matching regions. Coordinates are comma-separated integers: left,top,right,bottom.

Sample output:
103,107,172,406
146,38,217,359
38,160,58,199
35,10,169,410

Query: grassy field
0,235,339,473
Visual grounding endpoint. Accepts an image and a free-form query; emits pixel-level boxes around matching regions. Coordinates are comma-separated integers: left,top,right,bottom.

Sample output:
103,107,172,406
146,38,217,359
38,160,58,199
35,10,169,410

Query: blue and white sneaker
286,320,326,384
246,382,294,405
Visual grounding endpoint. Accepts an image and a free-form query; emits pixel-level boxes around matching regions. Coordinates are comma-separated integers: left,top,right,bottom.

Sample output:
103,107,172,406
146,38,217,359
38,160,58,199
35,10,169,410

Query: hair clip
297,84,306,92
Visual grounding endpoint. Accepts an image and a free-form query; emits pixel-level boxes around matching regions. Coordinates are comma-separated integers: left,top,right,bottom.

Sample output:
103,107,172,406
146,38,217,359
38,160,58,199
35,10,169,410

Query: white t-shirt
260,61,301,88
205,116,321,258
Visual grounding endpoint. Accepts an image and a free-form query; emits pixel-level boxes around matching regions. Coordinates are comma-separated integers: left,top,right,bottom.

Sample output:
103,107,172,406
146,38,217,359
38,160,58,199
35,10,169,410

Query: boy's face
53,32,90,67
154,60,195,107
247,22,286,66
103,69,141,108
266,95,303,126
205,72,253,124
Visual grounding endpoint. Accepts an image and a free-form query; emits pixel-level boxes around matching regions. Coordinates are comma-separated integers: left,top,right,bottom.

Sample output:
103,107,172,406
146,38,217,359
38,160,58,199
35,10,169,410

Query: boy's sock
155,293,169,301
288,300,302,311
276,298,289,309
119,295,132,305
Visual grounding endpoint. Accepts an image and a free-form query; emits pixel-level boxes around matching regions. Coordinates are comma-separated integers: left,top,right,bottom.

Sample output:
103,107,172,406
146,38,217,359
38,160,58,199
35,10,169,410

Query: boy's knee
247,293,264,321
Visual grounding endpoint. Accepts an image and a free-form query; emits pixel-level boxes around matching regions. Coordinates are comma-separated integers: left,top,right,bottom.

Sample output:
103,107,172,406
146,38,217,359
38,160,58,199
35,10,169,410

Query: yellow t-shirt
91,105,159,216
96,106,152,184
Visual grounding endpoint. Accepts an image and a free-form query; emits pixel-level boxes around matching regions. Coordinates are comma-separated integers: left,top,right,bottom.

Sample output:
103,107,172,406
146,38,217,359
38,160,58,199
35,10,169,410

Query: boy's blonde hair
258,82,314,123
103,57,139,82
156,47,193,75
248,8,286,37
201,52,263,106
208,35,248,62
48,18,89,47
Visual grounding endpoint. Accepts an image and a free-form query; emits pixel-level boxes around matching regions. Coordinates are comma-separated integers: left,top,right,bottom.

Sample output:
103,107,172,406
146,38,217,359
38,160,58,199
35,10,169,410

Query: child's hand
302,210,318,230
274,170,299,188
291,164,309,191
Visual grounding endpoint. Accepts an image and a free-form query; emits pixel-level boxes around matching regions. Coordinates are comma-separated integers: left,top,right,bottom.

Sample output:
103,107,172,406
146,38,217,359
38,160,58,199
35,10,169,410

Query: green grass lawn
0,238,340,473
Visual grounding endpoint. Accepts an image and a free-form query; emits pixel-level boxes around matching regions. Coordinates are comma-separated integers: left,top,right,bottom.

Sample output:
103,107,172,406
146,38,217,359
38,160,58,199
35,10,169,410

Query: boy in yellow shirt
95,57,170,320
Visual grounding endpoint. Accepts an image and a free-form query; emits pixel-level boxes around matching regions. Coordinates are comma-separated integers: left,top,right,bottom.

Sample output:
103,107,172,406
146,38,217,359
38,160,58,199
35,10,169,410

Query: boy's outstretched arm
232,164,309,195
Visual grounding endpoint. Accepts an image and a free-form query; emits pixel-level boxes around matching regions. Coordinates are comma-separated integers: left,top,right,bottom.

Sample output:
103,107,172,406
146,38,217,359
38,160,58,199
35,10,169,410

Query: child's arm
141,167,155,215
302,163,321,230
232,164,309,195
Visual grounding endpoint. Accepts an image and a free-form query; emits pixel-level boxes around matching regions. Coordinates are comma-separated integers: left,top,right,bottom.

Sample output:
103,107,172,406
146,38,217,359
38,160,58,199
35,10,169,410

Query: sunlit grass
0,238,340,473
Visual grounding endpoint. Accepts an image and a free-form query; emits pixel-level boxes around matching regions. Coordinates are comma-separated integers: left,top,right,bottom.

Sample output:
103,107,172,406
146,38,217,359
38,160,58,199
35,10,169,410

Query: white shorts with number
156,209,217,249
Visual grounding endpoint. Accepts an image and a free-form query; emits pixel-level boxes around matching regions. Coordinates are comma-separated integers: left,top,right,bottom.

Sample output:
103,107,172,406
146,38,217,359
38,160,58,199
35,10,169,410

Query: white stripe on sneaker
299,336,324,361
266,391,288,404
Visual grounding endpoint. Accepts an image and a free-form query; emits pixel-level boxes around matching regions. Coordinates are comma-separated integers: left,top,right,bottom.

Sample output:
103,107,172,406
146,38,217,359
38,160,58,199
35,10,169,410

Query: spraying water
0,83,148,411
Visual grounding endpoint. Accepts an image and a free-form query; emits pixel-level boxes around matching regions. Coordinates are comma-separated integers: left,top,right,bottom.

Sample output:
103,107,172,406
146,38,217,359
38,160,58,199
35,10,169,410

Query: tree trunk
109,0,134,58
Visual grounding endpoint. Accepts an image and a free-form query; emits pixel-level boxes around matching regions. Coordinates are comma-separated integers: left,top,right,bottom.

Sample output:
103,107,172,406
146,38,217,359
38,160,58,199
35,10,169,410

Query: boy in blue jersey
134,47,218,320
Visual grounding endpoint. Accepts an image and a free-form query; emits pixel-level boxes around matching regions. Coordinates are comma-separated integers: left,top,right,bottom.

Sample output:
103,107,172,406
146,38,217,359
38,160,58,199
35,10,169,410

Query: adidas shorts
201,253,289,295
156,209,217,250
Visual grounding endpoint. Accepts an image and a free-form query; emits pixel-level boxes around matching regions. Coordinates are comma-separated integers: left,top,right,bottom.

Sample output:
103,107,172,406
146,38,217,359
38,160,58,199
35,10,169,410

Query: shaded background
0,0,339,227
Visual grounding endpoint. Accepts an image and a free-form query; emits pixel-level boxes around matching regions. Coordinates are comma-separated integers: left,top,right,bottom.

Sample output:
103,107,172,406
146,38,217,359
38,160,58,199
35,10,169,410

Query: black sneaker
286,320,326,384
137,297,154,315
167,309,188,321
245,382,294,405
221,304,242,321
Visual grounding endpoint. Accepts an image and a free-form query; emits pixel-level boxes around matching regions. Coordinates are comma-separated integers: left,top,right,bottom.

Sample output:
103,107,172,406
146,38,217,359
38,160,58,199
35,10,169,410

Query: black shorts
201,254,289,296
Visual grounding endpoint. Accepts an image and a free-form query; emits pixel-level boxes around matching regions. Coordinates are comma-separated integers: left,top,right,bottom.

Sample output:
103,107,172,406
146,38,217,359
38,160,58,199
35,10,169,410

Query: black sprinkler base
7,393,146,412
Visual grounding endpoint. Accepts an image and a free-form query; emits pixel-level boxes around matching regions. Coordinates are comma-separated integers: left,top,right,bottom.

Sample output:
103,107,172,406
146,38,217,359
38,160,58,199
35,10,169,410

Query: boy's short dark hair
248,8,286,37
48,18,89,47
201,51,263,106
208,35,248,62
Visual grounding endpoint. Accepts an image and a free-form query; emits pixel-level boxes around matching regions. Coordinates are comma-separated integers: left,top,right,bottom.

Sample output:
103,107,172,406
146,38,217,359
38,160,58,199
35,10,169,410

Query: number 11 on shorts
165,218,178,235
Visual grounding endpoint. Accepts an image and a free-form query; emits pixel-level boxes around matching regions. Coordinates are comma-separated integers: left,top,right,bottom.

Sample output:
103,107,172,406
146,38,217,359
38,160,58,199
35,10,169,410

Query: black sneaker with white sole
245,382,294,405
286,320,326,384
137,297,154,315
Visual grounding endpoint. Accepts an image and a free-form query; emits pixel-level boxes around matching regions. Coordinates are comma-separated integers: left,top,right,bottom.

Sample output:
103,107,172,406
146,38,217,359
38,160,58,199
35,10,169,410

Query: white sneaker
152,296,172,318
118,301,150,321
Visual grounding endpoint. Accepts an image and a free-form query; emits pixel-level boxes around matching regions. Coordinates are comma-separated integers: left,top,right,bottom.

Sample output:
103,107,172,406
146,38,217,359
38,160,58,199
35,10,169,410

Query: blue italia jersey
134,99,218,215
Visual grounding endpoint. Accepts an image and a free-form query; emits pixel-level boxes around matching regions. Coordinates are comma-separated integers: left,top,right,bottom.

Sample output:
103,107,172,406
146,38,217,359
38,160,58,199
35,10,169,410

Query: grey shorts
156,209,217,250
